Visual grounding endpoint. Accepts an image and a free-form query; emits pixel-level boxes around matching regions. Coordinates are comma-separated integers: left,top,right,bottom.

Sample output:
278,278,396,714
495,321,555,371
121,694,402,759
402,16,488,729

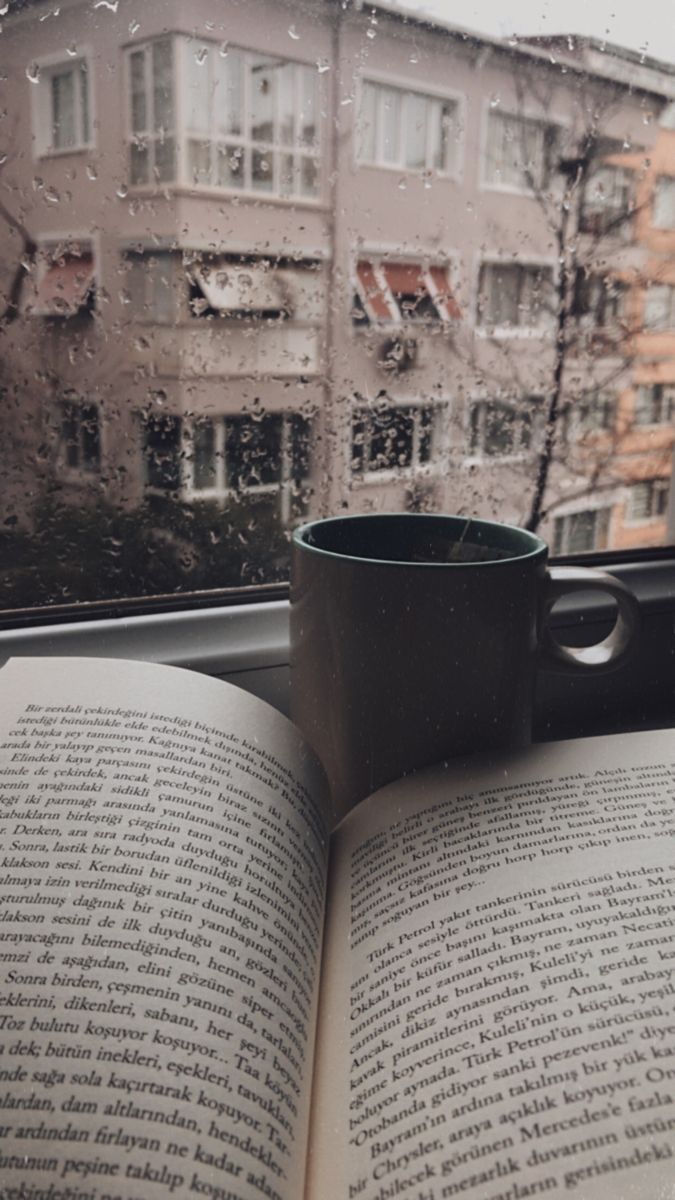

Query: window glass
3,1,675,613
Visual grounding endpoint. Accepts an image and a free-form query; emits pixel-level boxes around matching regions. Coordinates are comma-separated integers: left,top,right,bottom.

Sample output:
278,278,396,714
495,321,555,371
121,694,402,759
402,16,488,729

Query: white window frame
355,74,463,179
644,284,675,331
481,105,560,195
466,397,543,461
579,164,633,238
653,176,675,230
125,36,322,203
475,259,556,336
564,393,616,440
125,36,176,186
350,401,442,483
625,479,669,524
145,413,311,526
26,233,98,319
55,396,102,481
553,507,612,555
31,47,94,159
353,258,459,327
633,383,675,427
123,250,181,324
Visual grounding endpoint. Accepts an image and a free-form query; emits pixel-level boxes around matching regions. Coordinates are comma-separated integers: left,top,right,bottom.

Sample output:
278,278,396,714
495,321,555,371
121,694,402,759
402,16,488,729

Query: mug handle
540,565,640,673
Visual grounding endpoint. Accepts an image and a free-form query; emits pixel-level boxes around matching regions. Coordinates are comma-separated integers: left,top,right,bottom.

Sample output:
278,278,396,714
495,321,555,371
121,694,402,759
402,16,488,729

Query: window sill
0,555,673,735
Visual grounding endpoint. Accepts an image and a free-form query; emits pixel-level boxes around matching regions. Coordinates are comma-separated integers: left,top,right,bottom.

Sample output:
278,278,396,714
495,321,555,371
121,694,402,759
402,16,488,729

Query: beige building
1,0,674,575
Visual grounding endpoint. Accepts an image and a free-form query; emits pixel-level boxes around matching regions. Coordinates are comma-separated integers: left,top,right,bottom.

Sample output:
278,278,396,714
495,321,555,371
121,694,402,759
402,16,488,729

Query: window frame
350,400,444,483
25,233,99,320
552,505,613,555
633,383,675,427
352,255,460,328
652,175,675,230
625,478,670,524
474,256,557,337
479,102,563,196
55,395,102,481
465,396,543,461
30,46,95,159
124,35,323,205
354,71,464,181
643,283,675,332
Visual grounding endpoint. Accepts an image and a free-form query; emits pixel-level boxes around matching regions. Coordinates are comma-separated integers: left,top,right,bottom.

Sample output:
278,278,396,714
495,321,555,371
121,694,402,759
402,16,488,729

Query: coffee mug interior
297,514,544,566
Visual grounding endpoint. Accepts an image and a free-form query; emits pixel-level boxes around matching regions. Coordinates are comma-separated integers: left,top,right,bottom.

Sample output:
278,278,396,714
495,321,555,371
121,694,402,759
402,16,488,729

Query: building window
185,43,320,197
633,384,675,426
644,284,675,331
145,412,312,521
188,260,290,320
23,243,95,318
351,403,438,474
626,479,669,522
357,80,460,175
33,56,92,156
477,262,554,331
574,271,626,330
653,177,675,229
484,110,557,191
553,508,611,554
58,399,100,475
354,260,459,326
579,165,632,236
143,412,182,492
468,399,541,457
127,38,175,184
124,252,181,323
565,393,616,439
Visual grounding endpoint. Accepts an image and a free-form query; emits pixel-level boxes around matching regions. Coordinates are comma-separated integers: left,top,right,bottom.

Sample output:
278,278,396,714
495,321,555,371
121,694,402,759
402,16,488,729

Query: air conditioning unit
377,336,418,374
405,480,438,513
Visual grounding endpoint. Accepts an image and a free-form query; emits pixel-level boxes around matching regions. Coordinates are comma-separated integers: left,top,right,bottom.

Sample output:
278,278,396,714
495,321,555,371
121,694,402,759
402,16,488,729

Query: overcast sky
393,0,675,63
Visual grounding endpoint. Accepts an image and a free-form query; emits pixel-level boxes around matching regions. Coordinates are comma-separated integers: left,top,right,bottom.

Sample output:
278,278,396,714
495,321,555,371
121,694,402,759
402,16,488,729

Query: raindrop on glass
316,57,330,73
219,41,228,57
86,163,98,181
195,46,208,66
288,24,300,40
398,178,407,190
66,42,78,56
44,186,60,204
26,62,40,83
129,19,140,34
116,182,129,198
489,94,500,108
366,27,376,38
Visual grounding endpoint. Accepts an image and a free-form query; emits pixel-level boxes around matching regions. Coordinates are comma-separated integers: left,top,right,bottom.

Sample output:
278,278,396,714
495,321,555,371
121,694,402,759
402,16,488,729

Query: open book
1,656,674,1199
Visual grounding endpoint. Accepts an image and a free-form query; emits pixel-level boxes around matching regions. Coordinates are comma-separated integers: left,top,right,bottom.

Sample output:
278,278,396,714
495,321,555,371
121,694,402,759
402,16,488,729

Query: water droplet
643,112,654,126
409,49,419,64
489,94,500,108
129,19,140,34
288,24,300,40
398,177,406,190
116,182,129,198
94,0,119,11
44,186,60,204
0,153,7,166
195,46,208,65
366,27,376,38
218,41,228,57
340,96,353,106
66,42,78,57
316,57,330,73
26,62,40,83
0,3,9,13
86,163,98,181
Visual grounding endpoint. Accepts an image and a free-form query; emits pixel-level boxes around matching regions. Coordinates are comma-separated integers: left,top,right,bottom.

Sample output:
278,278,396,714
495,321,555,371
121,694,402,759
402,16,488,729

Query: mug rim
293,512,548,568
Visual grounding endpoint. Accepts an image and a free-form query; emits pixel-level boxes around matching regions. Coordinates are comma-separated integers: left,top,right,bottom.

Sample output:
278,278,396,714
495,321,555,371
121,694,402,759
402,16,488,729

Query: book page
308,730,675,1199
0,656,329,1200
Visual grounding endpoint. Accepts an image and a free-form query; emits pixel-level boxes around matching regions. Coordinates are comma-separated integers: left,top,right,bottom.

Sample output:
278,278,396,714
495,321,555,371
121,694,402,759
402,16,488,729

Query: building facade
1,0,674,588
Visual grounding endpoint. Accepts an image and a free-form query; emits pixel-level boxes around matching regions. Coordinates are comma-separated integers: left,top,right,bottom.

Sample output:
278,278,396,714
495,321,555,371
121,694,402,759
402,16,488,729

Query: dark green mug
290,513,639,817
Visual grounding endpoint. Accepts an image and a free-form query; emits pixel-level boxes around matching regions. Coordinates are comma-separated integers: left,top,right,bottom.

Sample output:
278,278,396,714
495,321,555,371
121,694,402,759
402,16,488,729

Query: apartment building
1,0,674,578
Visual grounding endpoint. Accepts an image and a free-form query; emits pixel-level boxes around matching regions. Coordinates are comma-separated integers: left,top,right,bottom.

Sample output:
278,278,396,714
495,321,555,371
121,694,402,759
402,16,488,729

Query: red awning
383,262,425,297
356,261,394,321
29,253,95,316
428,264,461,320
